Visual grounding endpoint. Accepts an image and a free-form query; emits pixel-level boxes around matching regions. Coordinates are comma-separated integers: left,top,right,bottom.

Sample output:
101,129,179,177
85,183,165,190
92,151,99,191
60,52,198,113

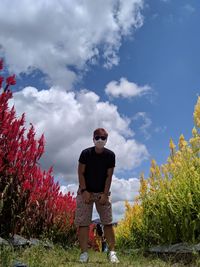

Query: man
75,128,119,263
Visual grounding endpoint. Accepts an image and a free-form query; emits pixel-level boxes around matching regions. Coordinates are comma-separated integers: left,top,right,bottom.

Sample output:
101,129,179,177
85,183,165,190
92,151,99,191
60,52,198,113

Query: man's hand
99,193,108,205
82,191,91,204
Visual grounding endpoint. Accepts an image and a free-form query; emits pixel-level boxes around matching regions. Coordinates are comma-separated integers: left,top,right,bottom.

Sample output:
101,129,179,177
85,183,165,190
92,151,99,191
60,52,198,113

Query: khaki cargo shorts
74,190,113,227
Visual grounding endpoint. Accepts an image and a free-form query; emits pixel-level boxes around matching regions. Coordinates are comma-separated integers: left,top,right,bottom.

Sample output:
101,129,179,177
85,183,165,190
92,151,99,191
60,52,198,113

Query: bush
0,59,77,246
116,97,200,248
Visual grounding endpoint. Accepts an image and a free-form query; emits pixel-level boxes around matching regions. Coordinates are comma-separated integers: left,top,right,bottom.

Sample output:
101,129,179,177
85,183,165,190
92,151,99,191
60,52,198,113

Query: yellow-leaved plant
116,97,200,248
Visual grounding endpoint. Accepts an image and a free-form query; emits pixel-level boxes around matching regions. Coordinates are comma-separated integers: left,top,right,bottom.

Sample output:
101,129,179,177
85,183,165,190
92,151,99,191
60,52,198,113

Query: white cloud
60,184,78,197
111,176,140,203
11,85,145,221
0,0,144,88
60,176,140,222
1,0,147,222
11,86,149,184
105,77,151,98
133,112,152,140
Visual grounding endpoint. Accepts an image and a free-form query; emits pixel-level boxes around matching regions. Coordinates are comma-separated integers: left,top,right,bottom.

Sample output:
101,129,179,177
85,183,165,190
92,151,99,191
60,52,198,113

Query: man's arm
104,167,114,195
78,162,91,203
78,162,86,190
99,167,114,205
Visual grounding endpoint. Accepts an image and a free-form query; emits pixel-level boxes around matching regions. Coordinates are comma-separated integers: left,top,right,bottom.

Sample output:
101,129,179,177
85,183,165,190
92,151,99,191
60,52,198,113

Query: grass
0,245,200,267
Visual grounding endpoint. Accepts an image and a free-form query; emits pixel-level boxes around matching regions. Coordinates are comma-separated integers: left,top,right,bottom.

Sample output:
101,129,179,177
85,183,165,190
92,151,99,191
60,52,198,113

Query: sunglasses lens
94,136,107,141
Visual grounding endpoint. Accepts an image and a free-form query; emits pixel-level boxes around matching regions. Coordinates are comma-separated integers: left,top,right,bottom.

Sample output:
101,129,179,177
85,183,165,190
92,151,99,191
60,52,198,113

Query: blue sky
81,0,200,177
0,0,199,220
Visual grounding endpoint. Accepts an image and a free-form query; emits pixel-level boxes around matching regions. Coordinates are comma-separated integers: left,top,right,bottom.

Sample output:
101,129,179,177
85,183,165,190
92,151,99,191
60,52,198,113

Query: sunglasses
94,136,107,141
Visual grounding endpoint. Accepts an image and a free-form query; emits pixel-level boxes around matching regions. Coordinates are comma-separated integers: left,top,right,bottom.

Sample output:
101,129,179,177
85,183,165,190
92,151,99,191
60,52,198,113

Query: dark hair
93,128,108,137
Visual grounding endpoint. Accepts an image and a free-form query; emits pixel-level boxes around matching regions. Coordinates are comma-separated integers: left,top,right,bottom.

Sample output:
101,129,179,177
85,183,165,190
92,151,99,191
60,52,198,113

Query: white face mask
93,139,107,149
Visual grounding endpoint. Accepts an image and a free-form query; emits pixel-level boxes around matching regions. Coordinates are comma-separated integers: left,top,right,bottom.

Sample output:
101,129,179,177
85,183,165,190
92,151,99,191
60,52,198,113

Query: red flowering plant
22,167,77,244
0,59,76,245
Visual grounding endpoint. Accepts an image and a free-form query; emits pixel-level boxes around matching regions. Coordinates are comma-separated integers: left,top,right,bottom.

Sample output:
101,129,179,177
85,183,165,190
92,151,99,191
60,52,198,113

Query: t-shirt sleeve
108,152,115,168
79,150,87,164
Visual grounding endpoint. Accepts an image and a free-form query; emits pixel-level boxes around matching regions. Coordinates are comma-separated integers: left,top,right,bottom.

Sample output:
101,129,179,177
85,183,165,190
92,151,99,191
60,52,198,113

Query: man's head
93,128,108,149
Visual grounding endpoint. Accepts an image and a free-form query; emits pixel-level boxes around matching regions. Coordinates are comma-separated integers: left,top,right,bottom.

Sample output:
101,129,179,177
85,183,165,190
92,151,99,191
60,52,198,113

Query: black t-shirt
79,146,115,193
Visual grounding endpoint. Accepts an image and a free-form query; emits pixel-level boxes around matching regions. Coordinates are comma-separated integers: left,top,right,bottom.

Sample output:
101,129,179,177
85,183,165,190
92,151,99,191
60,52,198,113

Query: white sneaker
79,252,89,263
108,251,120,263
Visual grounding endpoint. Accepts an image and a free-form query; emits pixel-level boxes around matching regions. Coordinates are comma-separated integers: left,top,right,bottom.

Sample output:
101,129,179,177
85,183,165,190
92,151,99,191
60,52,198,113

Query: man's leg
79,226,89,252
95,195,115,250
95,195,120,263
104,224,119,263
104,224,115,251
78,226,90,263
74,193,93,254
